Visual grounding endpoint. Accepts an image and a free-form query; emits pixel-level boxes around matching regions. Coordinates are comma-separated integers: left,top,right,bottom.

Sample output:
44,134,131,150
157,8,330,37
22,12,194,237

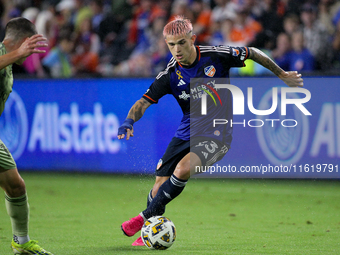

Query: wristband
118,118,135,136
123,118,135,127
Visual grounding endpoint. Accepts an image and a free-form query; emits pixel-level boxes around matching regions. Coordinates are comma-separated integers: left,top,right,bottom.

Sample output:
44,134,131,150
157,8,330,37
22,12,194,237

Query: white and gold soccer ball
141,216,176,250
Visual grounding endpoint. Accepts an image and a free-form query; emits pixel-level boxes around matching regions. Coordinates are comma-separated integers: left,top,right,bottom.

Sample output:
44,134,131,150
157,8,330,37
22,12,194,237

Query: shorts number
205,141,218,153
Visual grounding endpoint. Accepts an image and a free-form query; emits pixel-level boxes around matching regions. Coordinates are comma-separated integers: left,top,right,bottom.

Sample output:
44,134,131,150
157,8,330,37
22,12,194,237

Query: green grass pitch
0,172,339,254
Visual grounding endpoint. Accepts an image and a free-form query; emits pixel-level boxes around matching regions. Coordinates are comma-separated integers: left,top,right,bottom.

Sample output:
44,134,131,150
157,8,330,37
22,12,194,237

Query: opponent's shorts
0,138,17,171
155,136,229,176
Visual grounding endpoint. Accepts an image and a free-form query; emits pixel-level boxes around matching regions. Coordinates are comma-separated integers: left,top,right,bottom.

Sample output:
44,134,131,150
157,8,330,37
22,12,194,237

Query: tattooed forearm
127,98,151,122
248,47,285,77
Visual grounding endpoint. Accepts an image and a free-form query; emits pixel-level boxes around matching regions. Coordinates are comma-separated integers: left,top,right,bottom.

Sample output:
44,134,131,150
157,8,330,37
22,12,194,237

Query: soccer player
118,16,303,246
0,18,53,254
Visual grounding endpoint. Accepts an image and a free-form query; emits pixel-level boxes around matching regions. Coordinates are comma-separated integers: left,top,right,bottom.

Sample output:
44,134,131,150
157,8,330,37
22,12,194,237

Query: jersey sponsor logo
177,79,186,86
198,83,223,115
204,65,216,77
0,90,28,160
178,91,190,100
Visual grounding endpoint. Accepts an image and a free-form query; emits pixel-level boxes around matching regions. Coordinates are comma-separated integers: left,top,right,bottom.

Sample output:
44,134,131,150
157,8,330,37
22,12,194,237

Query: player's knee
4,177,26,198
174,162,190,180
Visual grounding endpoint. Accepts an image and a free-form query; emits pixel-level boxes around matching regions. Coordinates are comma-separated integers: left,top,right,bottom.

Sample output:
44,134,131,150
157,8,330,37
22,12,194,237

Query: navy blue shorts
155,137,229,176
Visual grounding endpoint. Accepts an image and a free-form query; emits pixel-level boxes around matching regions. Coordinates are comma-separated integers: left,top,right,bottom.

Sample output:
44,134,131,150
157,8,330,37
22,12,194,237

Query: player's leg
143,137,191,216
141,137,230,220
143,151,200,214
145,177,170,219
151,176,170,198
124,157,192,242
131,176,170,246
141,152,200,219
0,168,29,244
0,138,30,245
122,177,173,239
122,137,189,239
0,139,53,254
125,137,229,246
131,152,200,246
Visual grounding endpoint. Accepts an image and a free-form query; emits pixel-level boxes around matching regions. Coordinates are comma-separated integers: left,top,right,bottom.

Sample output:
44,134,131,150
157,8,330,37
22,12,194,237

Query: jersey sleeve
142,72,171,104
221,46,249,68
0,67,5,77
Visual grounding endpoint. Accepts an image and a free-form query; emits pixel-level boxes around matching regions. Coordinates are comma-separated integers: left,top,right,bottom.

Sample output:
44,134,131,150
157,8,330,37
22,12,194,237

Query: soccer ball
141,216,176,250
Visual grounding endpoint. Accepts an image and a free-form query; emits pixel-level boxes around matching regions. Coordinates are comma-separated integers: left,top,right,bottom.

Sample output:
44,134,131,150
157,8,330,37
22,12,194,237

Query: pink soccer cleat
132,236,145,246
121,214,144,237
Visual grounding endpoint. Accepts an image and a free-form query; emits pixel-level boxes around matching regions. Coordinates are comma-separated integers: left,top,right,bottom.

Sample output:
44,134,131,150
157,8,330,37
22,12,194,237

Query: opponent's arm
248,47,304,87
0,50,25,70
0,34,47,70
117,98,152,140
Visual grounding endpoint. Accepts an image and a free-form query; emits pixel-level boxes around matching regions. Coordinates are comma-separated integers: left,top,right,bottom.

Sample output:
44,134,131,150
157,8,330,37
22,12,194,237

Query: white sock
14,234,30,245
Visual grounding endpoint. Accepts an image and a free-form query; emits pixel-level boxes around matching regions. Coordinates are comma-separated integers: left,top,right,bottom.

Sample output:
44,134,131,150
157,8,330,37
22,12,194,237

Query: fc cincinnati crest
157,159,163,170
204,65,216,77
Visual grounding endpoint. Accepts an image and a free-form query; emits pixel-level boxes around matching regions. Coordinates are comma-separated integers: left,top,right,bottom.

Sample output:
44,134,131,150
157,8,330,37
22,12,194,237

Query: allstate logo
0,90,28,160
256,89,309,165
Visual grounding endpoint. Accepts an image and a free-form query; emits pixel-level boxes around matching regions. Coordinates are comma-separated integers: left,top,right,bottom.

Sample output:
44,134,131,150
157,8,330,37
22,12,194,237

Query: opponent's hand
279,71,304,87
17,34,48,58
117,119,135,140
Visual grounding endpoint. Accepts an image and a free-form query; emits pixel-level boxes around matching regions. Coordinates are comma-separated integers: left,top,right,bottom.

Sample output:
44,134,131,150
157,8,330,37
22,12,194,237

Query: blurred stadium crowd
1,0,340,78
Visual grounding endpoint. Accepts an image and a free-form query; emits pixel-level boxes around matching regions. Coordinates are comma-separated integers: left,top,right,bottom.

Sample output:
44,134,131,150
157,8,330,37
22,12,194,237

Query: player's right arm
126,97,152,122
117,98,151,140
0,34,47,70
117,63,172,140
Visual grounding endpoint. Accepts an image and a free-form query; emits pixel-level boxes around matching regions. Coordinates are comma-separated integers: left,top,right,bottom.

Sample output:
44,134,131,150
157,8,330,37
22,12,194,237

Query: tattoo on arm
248,47,285,77
127,98,151,122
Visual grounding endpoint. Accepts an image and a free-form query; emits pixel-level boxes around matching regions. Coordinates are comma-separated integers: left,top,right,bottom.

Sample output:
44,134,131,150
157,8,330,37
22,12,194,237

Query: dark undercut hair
4,17,37,41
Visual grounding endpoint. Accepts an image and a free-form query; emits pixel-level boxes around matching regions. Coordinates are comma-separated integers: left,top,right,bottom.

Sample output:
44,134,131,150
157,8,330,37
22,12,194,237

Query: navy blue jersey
143,45,249,147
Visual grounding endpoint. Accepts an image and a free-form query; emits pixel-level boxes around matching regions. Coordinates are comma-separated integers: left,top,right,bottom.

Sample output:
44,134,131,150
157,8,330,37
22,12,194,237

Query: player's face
165,33,197,66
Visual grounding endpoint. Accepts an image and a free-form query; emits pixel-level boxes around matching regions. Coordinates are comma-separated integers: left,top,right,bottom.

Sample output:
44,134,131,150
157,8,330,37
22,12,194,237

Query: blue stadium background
1,77,339,178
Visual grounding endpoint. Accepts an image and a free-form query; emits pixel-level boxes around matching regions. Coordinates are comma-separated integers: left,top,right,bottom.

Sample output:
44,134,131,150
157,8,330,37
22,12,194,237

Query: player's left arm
0,34,47,70
248,47,304,87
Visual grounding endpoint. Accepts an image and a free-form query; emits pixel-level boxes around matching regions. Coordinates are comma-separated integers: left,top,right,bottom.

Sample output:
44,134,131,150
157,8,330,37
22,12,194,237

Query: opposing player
0,17,53,254
118,16,303,246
